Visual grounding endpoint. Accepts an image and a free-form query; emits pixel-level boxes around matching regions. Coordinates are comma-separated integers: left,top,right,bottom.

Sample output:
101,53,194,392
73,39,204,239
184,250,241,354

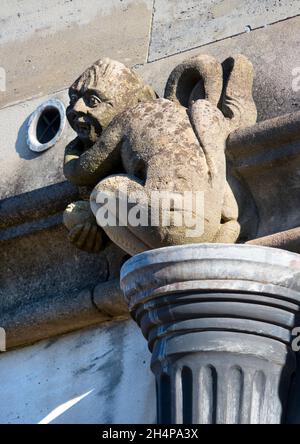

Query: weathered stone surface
62,58,157,253
2,0,300,108
93,278,128,318
135,24,300,247
0,0,153,107
0,320,155,424
247,227,300,253
226,110,300,240
121,243,300,423
0,223,128,349
0,181,78,234
149,0,300,61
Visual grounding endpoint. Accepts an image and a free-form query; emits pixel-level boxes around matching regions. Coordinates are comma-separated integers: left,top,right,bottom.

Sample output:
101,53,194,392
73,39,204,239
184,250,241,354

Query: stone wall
1,0,300,110
0,320,155,424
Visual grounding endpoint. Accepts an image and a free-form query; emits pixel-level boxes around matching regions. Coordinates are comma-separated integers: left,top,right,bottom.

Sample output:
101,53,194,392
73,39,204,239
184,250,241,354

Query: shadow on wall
0,320,155,424
15,114,41,160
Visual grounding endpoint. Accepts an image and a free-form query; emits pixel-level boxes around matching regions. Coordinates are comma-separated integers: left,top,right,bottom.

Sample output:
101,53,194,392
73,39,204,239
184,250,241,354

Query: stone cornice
0,181,79,241
1,277,128,351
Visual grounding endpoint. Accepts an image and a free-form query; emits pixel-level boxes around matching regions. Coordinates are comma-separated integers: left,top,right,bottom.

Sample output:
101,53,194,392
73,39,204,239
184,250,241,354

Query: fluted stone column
120,244,300,424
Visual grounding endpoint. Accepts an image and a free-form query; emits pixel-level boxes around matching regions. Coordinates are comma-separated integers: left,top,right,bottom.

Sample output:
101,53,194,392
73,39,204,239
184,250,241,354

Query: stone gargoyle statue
63,55,257,256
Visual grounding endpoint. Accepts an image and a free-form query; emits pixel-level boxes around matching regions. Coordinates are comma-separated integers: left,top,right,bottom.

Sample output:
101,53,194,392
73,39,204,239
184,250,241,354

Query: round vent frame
27,98,66,152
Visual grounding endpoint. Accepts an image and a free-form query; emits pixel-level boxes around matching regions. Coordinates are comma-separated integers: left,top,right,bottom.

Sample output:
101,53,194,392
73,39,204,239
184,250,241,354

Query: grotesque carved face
67,58,156,147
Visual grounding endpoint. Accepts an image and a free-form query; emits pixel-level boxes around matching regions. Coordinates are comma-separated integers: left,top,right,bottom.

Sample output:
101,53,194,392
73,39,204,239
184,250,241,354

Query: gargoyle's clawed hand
68,222,104,253
63,200,105,253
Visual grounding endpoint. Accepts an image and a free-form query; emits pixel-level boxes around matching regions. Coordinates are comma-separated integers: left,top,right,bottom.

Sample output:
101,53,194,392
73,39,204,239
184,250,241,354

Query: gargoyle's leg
90,175,154,256
90,174,206,256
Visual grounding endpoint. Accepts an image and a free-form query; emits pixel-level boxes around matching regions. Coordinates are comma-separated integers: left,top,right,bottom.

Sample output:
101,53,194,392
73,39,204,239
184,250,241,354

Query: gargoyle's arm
64,120,123,186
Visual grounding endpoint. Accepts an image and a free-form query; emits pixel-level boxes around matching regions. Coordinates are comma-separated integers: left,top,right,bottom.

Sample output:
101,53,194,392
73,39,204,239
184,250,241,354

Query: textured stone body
63,56,257,255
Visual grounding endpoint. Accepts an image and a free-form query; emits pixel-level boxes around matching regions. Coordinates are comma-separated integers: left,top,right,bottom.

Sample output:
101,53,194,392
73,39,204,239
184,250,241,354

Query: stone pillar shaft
153,332,293,424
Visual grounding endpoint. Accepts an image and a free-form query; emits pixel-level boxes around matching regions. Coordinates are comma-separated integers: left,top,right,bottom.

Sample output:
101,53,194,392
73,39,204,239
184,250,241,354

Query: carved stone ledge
2,278,128,350
121,244,300,424
0,181,79,241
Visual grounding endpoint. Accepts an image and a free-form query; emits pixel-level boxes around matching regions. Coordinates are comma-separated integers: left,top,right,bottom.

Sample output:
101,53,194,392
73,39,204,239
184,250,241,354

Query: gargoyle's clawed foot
221,54,257,131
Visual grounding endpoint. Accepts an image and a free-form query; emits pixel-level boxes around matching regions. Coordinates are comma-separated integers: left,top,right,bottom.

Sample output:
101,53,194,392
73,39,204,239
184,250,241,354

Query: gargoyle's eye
69,94,78,105
85,95,102,108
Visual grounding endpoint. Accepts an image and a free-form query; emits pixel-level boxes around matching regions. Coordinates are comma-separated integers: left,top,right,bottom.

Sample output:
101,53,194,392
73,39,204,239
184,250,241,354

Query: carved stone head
66,58,157,147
